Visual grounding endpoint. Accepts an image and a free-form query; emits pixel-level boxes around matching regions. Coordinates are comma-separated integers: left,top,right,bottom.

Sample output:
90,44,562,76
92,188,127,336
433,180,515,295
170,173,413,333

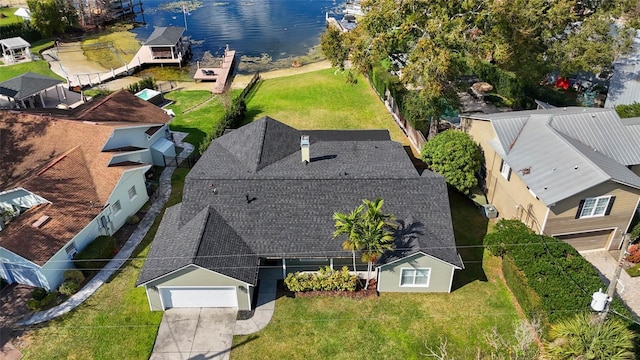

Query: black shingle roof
138,117,461,286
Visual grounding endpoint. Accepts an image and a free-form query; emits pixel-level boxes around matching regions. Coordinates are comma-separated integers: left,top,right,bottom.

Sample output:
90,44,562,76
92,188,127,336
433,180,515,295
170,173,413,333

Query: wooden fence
384,89,427,152
240,72,261,100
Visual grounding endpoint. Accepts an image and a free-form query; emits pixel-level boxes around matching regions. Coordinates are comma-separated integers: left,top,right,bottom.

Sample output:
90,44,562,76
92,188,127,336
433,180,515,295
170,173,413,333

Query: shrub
63,269,85,283
27,291,57,311
285,266,357,292
625,244,640,264
32,287,48,301
0,278,7,289
126,215,140,225
74,235,116,272
198,96,247,154
127,77,155,94
58,279,80,296
502,256,545,323
485,219,633,324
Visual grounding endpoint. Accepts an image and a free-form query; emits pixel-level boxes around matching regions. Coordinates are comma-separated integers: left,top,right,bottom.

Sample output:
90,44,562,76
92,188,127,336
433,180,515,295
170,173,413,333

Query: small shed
0,37,31,64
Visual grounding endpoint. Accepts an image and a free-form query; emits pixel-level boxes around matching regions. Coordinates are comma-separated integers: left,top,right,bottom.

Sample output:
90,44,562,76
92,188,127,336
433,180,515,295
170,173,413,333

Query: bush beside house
285,266,357,292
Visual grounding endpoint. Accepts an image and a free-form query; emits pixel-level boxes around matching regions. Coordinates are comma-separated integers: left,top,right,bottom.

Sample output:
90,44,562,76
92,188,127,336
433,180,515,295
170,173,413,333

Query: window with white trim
128,185,137,200
500,160,511,180
400,268,431,287
112,200,122,214
579,196,612,218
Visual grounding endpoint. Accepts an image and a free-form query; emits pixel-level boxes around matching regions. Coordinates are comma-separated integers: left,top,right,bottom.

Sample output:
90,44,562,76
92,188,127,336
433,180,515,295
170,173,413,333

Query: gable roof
138,117,462,286
467,107,640,205
0,72,61,101
144,26,185,46
72,90,171,124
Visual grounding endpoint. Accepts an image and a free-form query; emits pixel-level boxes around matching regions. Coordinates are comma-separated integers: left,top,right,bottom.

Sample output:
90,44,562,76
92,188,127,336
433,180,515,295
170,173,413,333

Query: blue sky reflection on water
132,0,342,61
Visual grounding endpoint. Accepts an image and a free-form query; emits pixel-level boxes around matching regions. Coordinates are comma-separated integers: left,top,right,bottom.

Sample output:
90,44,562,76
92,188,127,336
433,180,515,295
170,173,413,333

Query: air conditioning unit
482,204,498,219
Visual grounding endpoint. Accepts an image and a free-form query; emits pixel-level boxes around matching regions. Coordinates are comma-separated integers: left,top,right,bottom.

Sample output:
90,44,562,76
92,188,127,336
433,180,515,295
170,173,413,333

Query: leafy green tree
320,26,349,70
28,0,79,37
616,103,640,119
333,205,365,274
545,313,636,360
421,130,481,195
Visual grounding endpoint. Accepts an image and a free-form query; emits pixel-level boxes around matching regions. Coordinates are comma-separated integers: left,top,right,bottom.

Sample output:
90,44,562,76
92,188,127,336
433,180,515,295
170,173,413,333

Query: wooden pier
193,46,236,94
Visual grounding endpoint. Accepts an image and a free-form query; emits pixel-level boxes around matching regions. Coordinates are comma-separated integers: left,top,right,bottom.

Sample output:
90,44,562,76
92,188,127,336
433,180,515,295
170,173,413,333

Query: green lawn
232,190,521,359
0,60,62,81
19,168,190,360
164,91,230,146
244,68,409,145
0,8,21,26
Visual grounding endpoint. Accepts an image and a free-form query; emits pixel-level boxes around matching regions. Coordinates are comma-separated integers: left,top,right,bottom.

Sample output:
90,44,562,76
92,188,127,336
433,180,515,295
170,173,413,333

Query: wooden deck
193,47,236,94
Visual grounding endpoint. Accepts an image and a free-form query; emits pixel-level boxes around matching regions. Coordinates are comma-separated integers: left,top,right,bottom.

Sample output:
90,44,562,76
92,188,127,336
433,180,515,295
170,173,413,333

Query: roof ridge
35,145,81,176
191,206,212,261
550,127,611,181
75,90,122,119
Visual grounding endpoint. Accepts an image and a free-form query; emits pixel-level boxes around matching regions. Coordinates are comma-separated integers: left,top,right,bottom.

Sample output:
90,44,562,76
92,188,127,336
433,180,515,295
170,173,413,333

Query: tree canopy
27,0,79,37
421,130,481,195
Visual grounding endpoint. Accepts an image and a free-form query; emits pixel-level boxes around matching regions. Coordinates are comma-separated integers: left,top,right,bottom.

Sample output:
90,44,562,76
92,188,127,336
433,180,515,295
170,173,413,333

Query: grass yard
244,68,409,145
0,60,62,82
18,168,190,360
232,190,522,359
164,90,231,146
81,25,141,69
0,8,21,26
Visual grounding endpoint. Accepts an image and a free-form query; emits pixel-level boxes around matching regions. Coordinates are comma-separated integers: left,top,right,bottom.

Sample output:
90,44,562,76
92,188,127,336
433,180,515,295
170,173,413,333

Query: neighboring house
0,37,31,65
604,30,640,109
136,117,463,311
0,90,175,290
140,27,191,66
461,107,640,251
0,72,82,110
73,0,143,28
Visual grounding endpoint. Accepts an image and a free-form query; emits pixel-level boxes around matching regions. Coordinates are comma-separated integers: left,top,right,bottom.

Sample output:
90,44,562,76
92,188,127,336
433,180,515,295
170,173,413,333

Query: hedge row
198,96,247,154
502,255,544,321
0,23,41,43
284,266,357,292
486,219,631,324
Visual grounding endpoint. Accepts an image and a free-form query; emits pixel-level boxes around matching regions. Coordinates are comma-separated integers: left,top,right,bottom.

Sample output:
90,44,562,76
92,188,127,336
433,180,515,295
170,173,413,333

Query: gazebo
13,7,31,22
0,72,66,109
0,37,31,64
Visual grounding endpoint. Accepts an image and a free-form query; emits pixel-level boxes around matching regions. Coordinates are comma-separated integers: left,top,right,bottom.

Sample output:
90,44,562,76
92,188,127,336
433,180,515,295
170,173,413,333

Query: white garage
159,287,238,309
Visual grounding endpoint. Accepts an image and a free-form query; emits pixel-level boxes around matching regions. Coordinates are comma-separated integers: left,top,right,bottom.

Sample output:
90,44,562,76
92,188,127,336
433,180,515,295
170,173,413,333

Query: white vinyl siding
400,268,431,287
580,196,611,218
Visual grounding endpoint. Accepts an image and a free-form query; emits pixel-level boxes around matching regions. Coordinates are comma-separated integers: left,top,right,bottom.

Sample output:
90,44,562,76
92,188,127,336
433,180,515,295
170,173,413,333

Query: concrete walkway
17,132,193,327
234,268,279,335
581,250,640,319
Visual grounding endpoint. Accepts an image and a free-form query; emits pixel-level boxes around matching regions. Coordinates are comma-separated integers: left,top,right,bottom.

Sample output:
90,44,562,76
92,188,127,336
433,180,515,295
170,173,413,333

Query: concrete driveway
150,308,237,360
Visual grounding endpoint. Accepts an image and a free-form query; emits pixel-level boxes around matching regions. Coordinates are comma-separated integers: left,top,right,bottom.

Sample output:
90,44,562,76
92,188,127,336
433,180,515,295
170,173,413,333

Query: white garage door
160,287,238,309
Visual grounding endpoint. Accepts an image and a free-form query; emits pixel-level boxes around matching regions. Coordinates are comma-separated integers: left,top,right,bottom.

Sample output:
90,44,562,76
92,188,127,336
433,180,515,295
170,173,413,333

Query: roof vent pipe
301,135,310,163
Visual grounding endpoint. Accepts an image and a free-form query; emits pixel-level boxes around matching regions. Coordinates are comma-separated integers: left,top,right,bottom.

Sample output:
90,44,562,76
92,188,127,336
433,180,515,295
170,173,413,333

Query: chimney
300,135,310,163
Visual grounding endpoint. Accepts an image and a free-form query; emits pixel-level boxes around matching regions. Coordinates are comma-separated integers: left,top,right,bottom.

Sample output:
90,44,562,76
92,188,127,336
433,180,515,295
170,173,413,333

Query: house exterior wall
145,265,252,311
103,125,168,151
109,150,153,166
377,253,456,293
461,117,548,232
0,248,46,288
107,167,150,232
285,257,367,273
545,182,640,249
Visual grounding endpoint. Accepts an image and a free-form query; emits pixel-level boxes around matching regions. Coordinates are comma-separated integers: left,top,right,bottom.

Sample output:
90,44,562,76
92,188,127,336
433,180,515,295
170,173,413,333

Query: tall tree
320,26,350,70
421,130,482,195
545,313,636,360
333,205,365,274
28,0,79,37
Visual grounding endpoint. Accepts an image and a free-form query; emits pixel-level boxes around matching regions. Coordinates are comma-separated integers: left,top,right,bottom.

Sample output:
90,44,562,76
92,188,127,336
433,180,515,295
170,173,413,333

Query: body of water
132,0,342,67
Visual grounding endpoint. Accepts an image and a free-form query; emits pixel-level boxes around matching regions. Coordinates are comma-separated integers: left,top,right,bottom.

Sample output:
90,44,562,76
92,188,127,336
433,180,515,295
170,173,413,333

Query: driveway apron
150,308,237,360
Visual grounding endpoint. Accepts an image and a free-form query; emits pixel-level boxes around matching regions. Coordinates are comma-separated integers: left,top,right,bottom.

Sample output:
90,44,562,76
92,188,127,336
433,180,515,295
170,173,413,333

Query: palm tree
333,205,364,275
360,219,395,289
545,313,636,360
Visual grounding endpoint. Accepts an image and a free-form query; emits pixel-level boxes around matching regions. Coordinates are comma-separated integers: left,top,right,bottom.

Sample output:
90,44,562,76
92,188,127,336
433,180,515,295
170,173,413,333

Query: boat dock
193,45,236,94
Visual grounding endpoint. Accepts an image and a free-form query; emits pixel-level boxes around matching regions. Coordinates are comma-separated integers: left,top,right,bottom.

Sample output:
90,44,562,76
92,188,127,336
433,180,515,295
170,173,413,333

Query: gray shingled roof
469,108,640,205
138,117,462,285
0,72,61,100
144,26,185,46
